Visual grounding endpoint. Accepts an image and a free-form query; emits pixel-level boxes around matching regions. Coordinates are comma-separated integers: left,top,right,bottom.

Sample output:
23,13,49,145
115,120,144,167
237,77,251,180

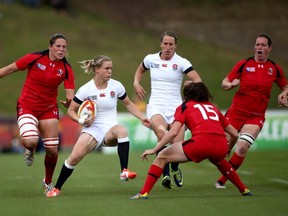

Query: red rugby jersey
15,50,75,110
174,101,229,137
227,58,287,115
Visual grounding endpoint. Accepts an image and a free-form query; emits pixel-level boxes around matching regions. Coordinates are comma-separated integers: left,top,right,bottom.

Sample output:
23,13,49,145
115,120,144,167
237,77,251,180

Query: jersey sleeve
226,59,247,81
15,53,42,70
142,54,154,70
174,104,186,124
181,58,194,74
115,80,126,99
274,64,288,90
63,64,75,89
218,110,230,129
74,80,92,103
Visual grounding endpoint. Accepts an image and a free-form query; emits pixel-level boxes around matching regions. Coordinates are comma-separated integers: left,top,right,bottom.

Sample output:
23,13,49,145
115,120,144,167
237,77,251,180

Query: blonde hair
79,55,112,74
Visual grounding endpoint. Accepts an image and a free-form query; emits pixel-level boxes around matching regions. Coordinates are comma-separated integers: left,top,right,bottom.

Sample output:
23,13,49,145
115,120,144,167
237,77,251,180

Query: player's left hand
141,149,156,161
59,98,71,108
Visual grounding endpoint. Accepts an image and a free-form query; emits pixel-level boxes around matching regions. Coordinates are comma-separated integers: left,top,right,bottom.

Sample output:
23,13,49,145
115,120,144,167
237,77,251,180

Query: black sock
163,163,170,177
55,163,74,190
117,141,129,171
171,163,179,171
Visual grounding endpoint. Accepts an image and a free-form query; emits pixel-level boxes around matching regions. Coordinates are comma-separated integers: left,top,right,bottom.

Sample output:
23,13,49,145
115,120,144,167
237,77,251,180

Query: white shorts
146,104,176,125
81,122,117,150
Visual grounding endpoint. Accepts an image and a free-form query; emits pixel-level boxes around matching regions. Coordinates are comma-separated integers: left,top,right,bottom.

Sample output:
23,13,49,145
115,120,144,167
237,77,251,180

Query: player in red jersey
130,82,252,199
0,33,75,195
215,33,288,188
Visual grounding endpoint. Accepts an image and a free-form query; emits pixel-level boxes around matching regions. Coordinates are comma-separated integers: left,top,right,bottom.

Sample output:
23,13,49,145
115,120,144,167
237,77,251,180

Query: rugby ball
77,100,97,119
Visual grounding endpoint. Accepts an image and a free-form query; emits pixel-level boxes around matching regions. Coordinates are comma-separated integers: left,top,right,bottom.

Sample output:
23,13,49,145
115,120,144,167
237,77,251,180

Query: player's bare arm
0,63,19,78
133,64,147,100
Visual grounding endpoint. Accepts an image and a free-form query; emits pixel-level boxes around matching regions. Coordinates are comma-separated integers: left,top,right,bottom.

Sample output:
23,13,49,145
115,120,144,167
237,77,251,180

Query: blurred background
0,0,287,152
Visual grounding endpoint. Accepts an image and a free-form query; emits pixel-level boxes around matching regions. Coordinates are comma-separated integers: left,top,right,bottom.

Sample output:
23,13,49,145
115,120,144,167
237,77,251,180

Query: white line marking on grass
6,176,32,180
270,178,288,185
237,170,253,175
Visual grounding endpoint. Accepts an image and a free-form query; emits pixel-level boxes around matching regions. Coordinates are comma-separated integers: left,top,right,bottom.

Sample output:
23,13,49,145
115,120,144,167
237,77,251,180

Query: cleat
42,178,53,195
162,175,173,189
46,188,61,198
171,168,183,187
130,192,149,200
215,181,226,189
24,149,34,167
120,169,137,182
242,189,253,196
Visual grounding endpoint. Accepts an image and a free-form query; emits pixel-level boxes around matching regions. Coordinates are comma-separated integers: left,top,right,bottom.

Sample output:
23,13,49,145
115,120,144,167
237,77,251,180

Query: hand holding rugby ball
77,100,97,125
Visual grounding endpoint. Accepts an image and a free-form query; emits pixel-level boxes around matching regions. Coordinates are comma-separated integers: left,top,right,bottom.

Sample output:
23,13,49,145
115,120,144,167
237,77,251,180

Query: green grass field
0,150,287,216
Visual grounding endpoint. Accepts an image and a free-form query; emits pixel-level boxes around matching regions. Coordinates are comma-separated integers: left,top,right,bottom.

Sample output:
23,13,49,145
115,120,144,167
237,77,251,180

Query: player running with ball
47,55,150,197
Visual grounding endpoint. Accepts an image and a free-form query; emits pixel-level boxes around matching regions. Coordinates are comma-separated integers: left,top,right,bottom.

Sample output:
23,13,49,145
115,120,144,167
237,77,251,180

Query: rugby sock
140,164,163,194
163,163,170,176
55,160,74,190
216,159,246,193
217,152,245,185
117,139,129,171
44,154,58,184
171,162,179,171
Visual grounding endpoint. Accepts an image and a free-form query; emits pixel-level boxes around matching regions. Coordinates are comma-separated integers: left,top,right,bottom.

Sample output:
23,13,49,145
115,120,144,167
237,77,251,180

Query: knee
236,133,255,155
45,147,58,157
235,143,249,155
115,126,128,137
22,138,39,149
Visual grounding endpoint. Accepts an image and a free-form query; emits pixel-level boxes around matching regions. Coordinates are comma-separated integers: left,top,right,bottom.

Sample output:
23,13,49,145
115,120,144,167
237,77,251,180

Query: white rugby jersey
143,52,193,108
75,78,126,124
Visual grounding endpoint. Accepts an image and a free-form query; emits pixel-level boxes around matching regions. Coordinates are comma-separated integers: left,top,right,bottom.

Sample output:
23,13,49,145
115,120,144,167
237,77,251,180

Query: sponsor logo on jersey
89,95,97,100
37,63,46,70
246,67,255,72
99,93,106,97
162,64,167,67
150,63,159,68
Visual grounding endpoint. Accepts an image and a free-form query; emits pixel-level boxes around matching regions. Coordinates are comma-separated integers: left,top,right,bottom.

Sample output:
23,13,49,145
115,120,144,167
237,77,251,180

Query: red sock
217,152,245,185
44,154,58,183
216,159,246,193
140,164,163,194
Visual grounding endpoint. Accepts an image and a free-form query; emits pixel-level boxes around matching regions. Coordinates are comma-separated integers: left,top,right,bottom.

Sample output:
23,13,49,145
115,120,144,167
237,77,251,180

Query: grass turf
0,150,287,216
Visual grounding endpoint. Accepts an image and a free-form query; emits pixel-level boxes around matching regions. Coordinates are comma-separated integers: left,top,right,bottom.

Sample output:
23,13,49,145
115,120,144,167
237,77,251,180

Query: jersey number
194,104,219,121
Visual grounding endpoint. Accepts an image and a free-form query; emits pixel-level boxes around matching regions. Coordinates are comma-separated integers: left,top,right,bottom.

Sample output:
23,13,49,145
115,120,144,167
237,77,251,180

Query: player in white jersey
133,31,201,189
47,55,150,198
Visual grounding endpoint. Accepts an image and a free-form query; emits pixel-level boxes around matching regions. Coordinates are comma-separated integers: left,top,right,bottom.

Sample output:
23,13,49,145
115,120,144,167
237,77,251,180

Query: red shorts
17,102,59,120
225,110,265,131
182,135,228,163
